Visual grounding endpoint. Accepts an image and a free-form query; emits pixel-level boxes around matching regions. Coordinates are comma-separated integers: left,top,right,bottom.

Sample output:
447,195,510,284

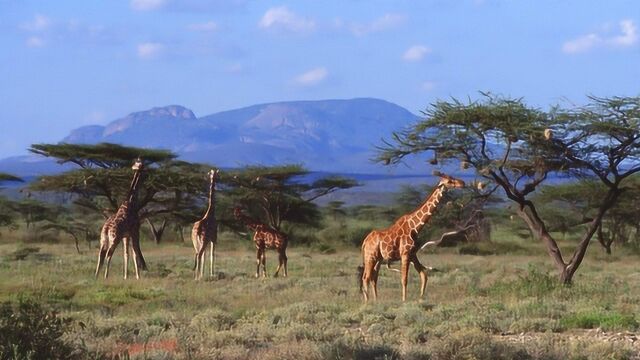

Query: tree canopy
225,164,358,231
28,143,213,244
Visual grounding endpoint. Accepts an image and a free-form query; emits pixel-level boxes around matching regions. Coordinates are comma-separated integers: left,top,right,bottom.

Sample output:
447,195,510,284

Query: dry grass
0,229,639,359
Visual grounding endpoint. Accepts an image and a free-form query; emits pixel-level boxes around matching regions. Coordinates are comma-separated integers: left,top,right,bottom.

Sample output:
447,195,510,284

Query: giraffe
359,171,465,302
191,169,220,280
95,158,148,280
233,207,288,278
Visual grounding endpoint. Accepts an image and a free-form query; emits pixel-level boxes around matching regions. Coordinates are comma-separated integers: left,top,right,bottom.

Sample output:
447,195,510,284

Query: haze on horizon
0,0,638,158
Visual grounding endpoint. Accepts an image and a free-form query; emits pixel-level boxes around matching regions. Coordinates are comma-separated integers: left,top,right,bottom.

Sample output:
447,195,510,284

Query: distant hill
60,98,420,173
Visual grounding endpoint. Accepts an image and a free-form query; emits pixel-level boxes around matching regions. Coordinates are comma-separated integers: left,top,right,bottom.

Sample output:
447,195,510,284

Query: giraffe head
209,168,220,181
131,158,144,171
433,171,465,189
233,206,243,220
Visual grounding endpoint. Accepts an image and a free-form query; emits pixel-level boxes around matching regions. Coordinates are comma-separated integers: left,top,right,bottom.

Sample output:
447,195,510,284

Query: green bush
3,246,40,261
560,311,638,331
0,299,75,360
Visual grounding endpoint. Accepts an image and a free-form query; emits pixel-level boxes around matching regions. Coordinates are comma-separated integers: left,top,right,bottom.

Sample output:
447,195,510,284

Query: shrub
0,299,75,360
560,311,638,331
3,246,40,261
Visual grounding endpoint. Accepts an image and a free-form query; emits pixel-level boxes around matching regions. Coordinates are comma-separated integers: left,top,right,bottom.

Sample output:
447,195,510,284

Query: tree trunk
71,233,81,254
177,225,185,243
516,204,567,277
146,218,168,244
597,224,613,255
516,189,620,284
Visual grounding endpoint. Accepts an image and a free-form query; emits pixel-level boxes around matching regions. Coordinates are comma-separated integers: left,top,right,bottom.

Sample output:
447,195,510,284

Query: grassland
1,228,639,359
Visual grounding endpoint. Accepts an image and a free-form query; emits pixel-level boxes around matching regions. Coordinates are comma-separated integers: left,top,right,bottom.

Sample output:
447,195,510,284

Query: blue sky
0,0,638,158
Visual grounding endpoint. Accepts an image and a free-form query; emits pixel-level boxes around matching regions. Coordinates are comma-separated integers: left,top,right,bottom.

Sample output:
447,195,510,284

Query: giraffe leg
282,250,288,277
193,250,200,280
123,237,129,280
193,249,198,280
371,261,381,301
361,259,376,302
261,251,267,278
131,232,143,280
274,249,284,277
209,241,215,278
132,245,140,280
411,254,428,299
255,248,262,278
95,245,107,279
199,250,206,280
401,257,410,302
193,236,202,280
104,243,118,279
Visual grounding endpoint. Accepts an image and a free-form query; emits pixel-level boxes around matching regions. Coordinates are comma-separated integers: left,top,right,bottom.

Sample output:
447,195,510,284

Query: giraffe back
254,225,287,250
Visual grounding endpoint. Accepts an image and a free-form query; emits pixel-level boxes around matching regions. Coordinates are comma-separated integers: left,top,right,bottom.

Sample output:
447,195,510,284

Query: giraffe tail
357,265,365,293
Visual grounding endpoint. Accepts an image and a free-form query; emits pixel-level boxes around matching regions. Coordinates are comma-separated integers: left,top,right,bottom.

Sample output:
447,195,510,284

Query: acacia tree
379,94,640,283
29,143,209,243
226,165,358,232
0,173,23,229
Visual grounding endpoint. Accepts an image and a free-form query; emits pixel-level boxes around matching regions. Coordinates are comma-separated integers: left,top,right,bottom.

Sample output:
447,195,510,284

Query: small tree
226,165,358,232
0,174,23,231
29,143,209,243
379,94,640,283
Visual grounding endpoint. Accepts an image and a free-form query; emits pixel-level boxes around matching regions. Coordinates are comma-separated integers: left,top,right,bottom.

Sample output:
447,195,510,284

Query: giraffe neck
406,185,446,233
237,212,261,231
124,168,143,210
203,178,216,220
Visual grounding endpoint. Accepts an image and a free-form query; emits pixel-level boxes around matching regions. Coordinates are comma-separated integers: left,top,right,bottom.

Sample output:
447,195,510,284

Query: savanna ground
1,225,640,360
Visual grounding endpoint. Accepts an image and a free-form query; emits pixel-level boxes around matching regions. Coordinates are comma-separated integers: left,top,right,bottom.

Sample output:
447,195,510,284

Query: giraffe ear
432,170,444,177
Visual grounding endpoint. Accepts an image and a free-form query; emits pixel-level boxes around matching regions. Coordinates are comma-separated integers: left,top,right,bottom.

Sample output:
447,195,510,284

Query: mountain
60,98,421,173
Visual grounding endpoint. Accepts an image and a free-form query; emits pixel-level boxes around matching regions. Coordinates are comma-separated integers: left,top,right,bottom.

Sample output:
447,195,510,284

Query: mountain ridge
59,97,421,173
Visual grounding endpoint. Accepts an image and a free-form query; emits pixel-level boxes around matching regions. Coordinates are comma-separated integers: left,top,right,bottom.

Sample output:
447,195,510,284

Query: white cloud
137,42,165,59
348,13,406,36
259,6,316,34
131,0,167,11
294,67,328,87
26,36,45,48
20,14,51,32
562,19,638,54
187,21,218,32
421,81,436,91
562,33,600,54
403,45,431,62
610,19,637,46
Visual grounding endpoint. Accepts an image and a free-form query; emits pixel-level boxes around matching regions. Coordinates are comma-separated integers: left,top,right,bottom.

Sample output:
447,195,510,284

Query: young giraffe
95,158,148,280
191,169,219,280
359,172,465,302
234,207,288,278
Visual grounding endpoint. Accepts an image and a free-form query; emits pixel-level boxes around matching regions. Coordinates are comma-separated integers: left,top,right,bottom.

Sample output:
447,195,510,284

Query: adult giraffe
95,158,148,280
192,169,219,280
359,171,465,301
